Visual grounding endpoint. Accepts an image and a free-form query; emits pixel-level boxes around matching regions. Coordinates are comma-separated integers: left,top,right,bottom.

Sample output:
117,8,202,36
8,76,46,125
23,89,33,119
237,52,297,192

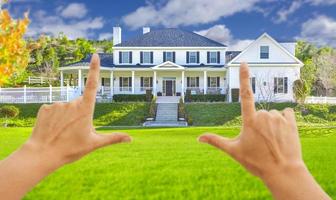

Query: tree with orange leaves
0,0,30,86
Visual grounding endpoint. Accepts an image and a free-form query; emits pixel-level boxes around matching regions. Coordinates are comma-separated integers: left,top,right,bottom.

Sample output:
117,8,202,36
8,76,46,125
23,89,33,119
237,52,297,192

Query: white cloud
195,25,253,51
298,15,336,47
27,9,104,39
98,33,113,40
122,0,261,29
59,3,88,19
274,1,302,24
307,0,336,5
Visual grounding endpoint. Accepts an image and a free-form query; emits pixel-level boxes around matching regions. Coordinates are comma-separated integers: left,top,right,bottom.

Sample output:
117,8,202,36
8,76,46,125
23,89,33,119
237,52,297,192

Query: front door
166,80,173,96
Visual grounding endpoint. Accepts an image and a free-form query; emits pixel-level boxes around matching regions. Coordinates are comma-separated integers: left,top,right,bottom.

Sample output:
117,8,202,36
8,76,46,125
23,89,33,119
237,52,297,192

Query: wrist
19,141,63,174
262,161,309,188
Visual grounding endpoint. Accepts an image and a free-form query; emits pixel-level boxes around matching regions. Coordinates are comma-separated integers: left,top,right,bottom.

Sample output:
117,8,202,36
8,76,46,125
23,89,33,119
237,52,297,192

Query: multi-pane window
274,77,288,94
120,52,132,64
141,52,152,64
208,52,219,63
140,77,153,91
187,77,199,88
164,52,175,62
119,77,131,91
209,77,219,88
189,52,197,63
260,46,269,59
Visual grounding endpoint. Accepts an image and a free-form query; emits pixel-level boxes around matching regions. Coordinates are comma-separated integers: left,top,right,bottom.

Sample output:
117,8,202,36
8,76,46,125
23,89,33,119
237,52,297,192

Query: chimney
113,27,122,45
143,27,150,34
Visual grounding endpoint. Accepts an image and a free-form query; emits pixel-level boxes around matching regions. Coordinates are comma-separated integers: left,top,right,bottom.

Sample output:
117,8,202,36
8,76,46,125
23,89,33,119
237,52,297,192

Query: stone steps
143,101,187,127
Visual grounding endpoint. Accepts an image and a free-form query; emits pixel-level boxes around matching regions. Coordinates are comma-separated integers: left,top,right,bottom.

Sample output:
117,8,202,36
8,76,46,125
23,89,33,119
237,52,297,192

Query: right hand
199,63,304,179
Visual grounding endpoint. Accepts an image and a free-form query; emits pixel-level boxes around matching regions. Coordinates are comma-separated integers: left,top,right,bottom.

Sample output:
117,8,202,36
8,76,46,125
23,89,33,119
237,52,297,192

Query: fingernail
121,136,132,143
198,136,208,143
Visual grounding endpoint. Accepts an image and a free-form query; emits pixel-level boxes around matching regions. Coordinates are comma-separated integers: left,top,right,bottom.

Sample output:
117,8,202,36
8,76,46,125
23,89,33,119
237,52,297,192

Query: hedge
188,94,226,102
113,94,150,102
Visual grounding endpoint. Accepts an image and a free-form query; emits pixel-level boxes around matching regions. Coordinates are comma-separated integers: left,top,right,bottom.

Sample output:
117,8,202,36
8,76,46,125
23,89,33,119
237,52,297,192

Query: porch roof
65,53,114,68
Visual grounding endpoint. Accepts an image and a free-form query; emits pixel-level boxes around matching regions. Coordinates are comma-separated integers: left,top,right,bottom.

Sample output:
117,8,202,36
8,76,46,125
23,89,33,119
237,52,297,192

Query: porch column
132,71,135,94
60,71,64,88
110,71,114,98
203,71,207,94
153,71,157,96
181,70,185,98
78,69,82,92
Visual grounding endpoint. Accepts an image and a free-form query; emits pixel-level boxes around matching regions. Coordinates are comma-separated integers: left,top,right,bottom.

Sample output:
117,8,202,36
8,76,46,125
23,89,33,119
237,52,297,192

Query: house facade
59,27,303,102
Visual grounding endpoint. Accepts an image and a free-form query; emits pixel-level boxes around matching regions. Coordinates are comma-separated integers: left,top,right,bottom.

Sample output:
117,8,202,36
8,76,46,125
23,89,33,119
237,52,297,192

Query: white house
59,27,304,102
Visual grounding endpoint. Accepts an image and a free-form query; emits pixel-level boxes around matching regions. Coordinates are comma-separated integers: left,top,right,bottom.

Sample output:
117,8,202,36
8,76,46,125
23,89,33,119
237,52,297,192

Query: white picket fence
305,96,336,104
0,86,81,104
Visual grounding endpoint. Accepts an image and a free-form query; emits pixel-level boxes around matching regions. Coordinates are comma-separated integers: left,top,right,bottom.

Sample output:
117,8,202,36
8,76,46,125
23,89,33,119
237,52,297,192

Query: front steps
143,101,188,127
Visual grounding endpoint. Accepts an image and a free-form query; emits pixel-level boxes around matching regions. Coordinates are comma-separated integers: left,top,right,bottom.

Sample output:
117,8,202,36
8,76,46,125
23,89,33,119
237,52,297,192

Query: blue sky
7,0,336,50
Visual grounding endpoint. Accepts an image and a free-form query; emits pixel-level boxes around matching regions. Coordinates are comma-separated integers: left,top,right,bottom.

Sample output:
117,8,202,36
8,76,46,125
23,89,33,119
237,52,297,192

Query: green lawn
0,103,149,127
0,127,335,200
186,103,336,126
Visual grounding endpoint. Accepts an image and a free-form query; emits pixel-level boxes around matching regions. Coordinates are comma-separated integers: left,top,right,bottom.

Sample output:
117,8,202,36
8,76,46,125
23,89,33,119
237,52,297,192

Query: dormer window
120,51,132,64
260,46,269,59
163,51,176,62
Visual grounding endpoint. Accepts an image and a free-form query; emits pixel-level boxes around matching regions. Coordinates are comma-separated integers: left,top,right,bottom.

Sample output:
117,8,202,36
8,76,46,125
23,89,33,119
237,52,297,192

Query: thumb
198,133,236,156
93,133,132,149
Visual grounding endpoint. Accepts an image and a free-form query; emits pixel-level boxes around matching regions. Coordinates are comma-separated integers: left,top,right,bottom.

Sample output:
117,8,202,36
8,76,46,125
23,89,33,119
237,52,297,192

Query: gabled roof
115,28,227,47
65,53,114,68
227,33,304,67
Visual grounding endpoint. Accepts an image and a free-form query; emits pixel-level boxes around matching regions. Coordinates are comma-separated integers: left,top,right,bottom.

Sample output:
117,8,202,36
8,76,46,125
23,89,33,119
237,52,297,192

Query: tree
0,0,29,86
293,79,308,104
314,49,336,96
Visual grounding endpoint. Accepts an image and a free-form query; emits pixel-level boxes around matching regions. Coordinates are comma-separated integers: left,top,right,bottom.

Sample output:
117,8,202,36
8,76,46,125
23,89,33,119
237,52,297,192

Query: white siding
228,66,300,102
232,36,298,64
114,49,226,65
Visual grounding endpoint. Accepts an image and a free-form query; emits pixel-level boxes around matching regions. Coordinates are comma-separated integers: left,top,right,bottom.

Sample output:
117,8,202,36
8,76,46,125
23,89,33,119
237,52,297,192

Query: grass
0,103,150,127
186,103,336,126
0,127,335,200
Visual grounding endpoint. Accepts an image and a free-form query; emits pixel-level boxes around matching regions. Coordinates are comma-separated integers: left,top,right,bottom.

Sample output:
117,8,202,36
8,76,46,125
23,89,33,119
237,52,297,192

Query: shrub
148,97,157,119
113,94,147,102
0,105,19,118
145,90,153,102
178,98,186,119
190,94,226,102
185,89,192,102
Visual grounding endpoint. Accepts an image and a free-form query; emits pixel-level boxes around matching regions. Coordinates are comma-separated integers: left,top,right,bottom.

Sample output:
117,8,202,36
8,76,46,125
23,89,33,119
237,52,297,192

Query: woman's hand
199,63,331,200
0,54,131,200
26,54,131,170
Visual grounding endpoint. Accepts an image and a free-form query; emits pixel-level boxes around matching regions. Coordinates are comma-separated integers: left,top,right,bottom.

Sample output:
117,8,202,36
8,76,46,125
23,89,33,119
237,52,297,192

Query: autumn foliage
0,1,30,86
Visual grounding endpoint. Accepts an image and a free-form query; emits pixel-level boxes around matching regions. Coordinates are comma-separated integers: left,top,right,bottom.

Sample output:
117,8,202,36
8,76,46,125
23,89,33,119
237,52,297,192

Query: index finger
239,62,255,124
83,54,100,111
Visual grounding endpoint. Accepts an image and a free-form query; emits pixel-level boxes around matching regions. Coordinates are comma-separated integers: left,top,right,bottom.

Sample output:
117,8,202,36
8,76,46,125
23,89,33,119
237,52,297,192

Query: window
140,77,153,91
141,52,153,64
119,77,131,91
274,77,288,94
260,46,269,59
101,78,111,87
208,77,220,88
208,52,220,64
251,77,256,93
187,52,198,63
187,77,199,88
164,51,175,62
120,52,132,64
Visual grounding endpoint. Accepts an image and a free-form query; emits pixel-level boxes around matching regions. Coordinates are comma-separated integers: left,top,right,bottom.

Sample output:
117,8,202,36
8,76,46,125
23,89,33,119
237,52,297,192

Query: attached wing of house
59,28,303,102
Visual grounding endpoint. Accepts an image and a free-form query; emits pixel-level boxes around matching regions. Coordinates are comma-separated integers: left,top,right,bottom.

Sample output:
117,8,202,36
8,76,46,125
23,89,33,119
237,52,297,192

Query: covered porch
59,61,228,99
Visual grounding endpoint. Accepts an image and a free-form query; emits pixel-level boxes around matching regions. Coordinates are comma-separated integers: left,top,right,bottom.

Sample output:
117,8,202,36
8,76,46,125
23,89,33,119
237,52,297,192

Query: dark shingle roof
115,28,227,47
225,51,241,63
66,53,114,67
